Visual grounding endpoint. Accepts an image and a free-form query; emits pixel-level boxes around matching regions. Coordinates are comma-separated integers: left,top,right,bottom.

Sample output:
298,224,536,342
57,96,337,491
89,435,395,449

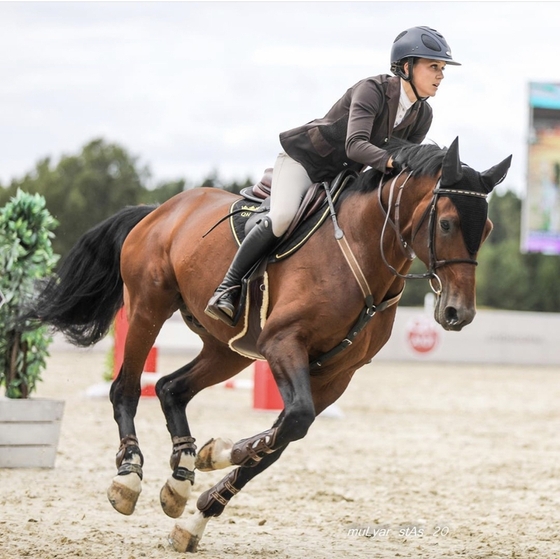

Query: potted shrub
0,189,63,468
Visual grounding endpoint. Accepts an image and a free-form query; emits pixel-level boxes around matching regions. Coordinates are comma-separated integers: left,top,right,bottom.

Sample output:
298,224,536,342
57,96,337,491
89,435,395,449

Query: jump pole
114,307,159,397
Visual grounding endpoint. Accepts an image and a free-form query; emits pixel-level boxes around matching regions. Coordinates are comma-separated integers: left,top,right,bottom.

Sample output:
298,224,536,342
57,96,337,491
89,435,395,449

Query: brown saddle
239,168,339,239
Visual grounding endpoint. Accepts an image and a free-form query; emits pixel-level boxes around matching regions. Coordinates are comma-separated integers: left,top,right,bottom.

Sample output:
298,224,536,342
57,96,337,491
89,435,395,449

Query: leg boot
204,217,278,325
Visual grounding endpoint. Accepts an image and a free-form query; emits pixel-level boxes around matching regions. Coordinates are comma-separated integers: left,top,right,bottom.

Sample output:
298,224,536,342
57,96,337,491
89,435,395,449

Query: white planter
0,398,65,468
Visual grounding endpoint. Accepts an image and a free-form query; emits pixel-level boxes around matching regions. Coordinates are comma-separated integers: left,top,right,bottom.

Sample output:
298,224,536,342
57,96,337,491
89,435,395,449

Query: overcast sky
1,1,558,195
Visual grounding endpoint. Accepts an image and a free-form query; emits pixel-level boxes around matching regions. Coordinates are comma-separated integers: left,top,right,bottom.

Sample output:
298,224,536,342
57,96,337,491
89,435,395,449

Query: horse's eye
440,219,451,232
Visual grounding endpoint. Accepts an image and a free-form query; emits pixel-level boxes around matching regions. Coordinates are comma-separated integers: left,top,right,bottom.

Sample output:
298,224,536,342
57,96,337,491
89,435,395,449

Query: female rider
205,25,461,325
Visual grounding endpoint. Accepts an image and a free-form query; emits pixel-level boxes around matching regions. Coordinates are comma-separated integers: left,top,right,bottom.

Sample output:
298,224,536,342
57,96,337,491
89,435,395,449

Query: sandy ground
2,348,560,559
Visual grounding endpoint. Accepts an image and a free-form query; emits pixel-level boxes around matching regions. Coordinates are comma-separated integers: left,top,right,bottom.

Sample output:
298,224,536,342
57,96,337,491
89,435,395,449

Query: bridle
377,169,489,296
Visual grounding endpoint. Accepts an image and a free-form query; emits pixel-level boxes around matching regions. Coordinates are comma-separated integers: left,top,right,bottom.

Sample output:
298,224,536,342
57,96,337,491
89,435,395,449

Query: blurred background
1,1,559,313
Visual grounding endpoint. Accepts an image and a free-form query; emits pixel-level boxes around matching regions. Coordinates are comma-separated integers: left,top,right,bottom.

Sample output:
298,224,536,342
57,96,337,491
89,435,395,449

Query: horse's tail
24,204,157,347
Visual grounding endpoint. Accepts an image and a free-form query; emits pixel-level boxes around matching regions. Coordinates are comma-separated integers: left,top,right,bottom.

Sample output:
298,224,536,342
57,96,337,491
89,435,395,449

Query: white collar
394,82,415,127
399,82,414,112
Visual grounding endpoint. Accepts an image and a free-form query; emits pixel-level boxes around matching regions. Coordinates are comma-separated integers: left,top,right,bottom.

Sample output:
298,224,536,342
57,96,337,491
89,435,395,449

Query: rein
311,181,403,369
377,170,488,295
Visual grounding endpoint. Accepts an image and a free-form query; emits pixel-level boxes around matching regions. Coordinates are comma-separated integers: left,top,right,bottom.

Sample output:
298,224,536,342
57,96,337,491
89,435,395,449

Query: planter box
0,398,65,468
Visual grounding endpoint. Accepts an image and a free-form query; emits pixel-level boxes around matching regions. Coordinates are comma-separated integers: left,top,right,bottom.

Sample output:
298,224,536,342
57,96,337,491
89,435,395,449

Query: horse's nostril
445,306,459,325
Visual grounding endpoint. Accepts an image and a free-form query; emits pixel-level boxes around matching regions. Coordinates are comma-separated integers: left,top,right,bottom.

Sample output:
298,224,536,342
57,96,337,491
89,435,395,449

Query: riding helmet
390,26,461,78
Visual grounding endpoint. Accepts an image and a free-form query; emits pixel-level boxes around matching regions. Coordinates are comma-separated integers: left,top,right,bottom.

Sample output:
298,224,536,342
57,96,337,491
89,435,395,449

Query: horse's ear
441,137,463,186
480,155,513,193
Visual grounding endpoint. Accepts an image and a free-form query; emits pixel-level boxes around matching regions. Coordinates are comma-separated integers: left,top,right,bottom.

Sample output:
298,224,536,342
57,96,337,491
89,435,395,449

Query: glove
390,158,402,173
389,151,407,173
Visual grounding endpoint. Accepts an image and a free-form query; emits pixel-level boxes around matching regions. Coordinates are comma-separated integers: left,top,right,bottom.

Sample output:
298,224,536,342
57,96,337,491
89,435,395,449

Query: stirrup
204,288,238,327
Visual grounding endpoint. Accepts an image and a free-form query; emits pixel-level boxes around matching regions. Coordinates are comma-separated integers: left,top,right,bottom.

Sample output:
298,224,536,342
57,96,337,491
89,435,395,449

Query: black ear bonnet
444,166,490,255
439,139,512,255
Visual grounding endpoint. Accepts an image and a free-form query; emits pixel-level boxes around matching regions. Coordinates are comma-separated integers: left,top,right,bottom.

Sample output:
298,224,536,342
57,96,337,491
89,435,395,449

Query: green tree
139,179,186,205
486,190,522,245
0,140,148,257
0,139,189,260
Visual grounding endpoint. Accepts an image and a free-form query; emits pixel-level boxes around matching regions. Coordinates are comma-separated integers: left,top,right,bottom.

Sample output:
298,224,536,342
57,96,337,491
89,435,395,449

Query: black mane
349,138,447,193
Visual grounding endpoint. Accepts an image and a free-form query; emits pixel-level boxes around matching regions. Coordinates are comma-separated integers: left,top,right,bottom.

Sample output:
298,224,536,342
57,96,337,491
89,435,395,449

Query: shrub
0,190,59,398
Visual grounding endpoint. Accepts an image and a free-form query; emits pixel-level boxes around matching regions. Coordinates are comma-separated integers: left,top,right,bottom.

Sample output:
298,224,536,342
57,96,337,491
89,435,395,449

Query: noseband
377,170,488,295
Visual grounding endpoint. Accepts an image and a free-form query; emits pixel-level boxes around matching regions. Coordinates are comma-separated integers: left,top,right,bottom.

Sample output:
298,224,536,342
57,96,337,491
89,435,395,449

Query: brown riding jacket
279,74,432,183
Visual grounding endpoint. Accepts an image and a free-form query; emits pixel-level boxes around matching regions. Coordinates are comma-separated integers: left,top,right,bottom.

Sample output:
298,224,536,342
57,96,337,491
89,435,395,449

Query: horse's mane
348,138,446,194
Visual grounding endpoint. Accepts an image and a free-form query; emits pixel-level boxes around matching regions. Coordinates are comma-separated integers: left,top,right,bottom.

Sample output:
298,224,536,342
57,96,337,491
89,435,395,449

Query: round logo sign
406,316,439,354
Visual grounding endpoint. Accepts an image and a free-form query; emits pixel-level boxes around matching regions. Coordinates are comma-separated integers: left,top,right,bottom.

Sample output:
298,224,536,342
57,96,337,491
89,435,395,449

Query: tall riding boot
204,217,278,326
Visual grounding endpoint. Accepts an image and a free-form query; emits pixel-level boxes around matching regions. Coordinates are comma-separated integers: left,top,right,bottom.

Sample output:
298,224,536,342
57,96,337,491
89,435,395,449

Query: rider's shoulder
351,74,400,98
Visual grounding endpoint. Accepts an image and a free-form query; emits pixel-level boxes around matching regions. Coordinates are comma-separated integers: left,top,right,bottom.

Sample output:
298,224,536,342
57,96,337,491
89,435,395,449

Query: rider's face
406,58,446,98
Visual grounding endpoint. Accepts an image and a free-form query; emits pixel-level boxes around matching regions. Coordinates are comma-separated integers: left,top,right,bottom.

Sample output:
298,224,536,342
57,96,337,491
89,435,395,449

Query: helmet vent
393,30,407,44
421,34,442,52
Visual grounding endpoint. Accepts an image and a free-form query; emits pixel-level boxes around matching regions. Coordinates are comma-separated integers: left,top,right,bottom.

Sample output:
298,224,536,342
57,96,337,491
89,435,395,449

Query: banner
522,82,560,254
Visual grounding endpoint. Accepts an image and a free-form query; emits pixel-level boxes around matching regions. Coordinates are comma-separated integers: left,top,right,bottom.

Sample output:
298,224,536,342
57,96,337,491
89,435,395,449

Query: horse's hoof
169,512,210,553
169,523,200,553
107,474,142,516
160,479,189,519
195,437,233,471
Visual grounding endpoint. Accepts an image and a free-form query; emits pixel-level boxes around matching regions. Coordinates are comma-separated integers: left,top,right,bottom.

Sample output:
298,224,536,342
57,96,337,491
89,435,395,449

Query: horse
26,137,511,552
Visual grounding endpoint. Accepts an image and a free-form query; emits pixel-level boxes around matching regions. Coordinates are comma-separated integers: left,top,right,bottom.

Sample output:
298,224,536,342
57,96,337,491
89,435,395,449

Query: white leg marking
167,453,195,499
196,437,234,471
113,454,143,493
169,511,210,552
210,438,234,469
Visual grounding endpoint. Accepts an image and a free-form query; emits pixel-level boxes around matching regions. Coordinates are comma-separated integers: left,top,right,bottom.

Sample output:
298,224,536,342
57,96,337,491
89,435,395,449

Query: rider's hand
387,157,402,173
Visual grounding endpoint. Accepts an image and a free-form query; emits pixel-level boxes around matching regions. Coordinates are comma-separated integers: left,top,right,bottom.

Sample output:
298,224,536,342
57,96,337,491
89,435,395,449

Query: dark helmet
390,26,461,77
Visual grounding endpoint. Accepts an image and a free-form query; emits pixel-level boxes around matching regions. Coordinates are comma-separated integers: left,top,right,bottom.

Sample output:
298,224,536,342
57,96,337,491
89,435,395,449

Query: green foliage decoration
0,189,59,398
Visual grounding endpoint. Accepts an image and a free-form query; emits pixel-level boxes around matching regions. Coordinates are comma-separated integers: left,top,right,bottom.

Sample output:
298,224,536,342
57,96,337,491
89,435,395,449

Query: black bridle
377,170,488,295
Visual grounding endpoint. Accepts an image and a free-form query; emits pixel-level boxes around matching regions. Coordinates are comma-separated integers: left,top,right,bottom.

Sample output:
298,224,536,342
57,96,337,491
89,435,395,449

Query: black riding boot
205,217,278,326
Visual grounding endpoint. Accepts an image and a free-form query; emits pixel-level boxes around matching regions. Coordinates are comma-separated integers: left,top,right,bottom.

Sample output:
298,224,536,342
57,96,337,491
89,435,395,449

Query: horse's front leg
174,352,315,552
171,446,288,552
106,364,145,516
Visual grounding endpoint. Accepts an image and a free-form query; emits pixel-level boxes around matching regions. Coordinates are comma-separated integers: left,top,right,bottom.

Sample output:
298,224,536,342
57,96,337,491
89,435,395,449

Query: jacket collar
386,76,400,131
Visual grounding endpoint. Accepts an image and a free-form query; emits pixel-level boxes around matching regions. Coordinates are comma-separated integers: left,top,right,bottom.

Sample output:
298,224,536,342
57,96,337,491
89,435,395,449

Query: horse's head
389,138,512,331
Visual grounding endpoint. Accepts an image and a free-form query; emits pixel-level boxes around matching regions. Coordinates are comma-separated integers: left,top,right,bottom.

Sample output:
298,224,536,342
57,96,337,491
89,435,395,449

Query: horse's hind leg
156,340,253,519
107,300,174,516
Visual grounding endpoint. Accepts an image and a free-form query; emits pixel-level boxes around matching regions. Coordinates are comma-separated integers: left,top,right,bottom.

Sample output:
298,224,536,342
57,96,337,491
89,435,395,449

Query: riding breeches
267,152,314,237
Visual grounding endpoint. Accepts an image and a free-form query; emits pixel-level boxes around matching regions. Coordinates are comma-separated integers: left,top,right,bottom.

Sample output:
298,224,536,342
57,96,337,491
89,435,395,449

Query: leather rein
377,169,489,295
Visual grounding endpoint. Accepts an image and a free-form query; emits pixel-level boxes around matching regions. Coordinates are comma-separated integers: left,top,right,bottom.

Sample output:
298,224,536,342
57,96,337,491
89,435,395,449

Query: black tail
24,205,157,347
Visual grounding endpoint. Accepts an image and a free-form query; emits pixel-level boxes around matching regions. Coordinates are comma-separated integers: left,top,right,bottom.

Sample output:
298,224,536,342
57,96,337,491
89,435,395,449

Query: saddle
232,168,356,260
227,168,357,359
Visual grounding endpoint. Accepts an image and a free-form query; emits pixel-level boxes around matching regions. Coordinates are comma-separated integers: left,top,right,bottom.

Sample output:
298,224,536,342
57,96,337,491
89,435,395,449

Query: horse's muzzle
435,301,476,331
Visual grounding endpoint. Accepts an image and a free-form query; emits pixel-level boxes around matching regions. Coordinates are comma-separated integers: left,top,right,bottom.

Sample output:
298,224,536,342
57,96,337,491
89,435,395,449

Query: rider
205,26,461,325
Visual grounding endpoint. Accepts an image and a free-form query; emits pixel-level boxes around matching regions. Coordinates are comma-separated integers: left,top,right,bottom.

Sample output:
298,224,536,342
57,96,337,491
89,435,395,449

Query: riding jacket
279,74,432,183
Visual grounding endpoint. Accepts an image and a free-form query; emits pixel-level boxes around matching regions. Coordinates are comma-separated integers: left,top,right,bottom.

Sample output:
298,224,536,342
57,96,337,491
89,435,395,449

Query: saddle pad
228,269,269,360
229,174,353,262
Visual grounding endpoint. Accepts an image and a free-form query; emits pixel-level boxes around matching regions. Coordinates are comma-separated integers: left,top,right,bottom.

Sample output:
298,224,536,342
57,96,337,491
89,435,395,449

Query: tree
0,139,186,260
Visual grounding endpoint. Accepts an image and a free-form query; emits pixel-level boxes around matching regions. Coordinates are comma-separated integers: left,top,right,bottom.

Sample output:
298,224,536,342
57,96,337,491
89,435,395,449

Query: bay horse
27,137,511,552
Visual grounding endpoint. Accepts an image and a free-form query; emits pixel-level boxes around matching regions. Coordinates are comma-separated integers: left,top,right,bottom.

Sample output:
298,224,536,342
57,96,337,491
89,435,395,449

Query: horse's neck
338,191,409,298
